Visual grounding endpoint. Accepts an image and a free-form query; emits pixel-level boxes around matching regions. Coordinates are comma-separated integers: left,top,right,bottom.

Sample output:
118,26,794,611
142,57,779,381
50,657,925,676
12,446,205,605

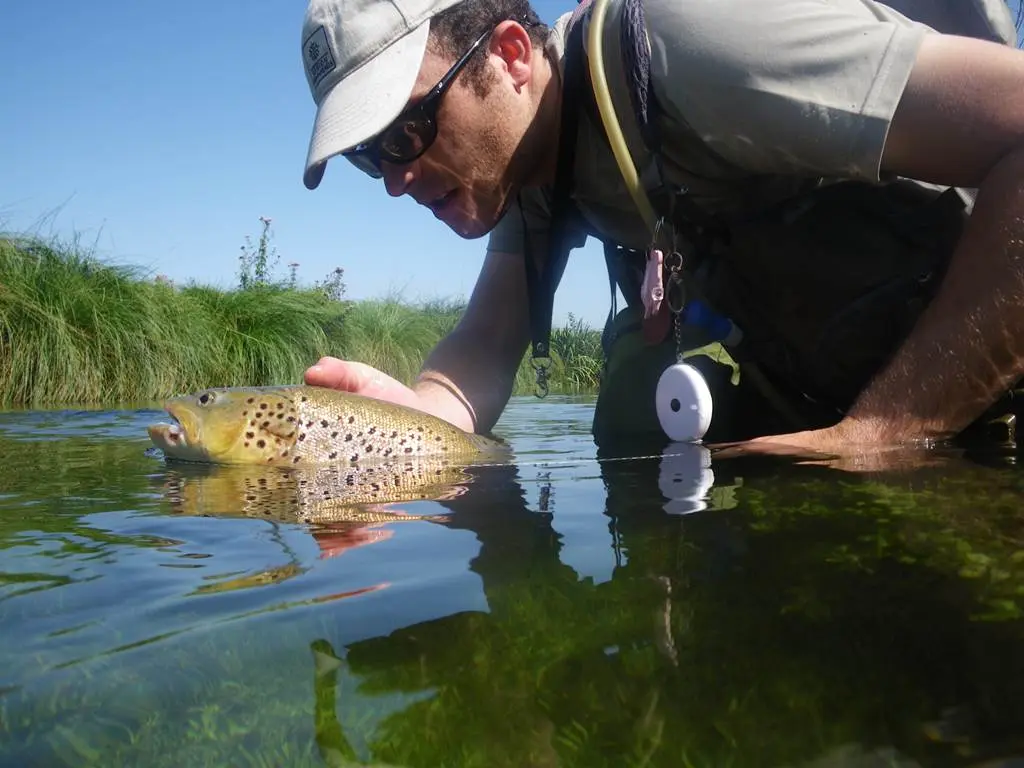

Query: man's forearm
412,325,526,435
845,147,1024,443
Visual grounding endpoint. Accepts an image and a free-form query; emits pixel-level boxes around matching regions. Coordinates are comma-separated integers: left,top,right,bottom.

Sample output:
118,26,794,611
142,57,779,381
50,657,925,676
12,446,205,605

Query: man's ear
489,20,535,90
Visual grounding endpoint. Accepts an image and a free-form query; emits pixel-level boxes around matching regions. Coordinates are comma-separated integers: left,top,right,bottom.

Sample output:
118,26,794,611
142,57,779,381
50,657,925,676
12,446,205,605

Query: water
2,397,1024,767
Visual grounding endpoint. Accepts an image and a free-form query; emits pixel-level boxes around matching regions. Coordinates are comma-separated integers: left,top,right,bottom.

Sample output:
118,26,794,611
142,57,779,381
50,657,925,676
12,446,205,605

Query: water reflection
1,399,1024,766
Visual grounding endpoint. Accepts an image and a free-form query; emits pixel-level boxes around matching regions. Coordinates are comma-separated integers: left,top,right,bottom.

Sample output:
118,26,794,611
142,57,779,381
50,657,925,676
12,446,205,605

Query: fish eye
198,391,216,406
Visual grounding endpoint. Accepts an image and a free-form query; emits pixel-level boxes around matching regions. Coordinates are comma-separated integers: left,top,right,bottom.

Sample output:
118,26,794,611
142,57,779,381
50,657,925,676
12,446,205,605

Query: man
297,0,1024,458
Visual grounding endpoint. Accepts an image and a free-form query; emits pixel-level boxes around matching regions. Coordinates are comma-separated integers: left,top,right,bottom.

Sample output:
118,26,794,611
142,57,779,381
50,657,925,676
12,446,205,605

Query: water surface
2,396,1024,767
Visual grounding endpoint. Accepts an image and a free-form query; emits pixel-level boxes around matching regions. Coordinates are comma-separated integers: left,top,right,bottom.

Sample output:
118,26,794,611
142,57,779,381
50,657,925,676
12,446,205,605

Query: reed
0,234,604,407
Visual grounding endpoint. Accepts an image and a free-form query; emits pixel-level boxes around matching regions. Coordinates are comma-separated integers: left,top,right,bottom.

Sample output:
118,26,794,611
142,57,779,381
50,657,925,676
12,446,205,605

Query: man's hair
428,0,549,95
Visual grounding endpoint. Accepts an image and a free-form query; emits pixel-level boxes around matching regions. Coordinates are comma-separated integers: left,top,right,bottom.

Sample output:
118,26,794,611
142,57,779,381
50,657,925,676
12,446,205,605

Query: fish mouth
147,418,185,448
147,402,195,456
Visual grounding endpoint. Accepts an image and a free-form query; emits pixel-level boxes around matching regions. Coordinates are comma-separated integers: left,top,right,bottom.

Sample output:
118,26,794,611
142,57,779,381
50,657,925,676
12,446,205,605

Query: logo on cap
304,25,336,89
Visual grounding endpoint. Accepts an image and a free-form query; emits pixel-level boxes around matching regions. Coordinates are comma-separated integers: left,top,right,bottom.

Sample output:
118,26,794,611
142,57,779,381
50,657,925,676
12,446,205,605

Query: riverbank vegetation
0,227,604,408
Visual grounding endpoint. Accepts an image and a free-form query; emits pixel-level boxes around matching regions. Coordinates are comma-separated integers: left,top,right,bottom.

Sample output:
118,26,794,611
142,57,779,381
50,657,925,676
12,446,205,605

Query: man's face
362,24,541,239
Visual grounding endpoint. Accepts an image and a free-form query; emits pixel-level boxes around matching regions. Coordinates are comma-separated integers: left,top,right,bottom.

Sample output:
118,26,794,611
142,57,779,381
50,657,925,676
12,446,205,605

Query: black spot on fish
365,446,374,453
247,397,255,404
244,442,249,448
250,420,256,427
246,431,254,439
293,456,301,463
404,447,413,454
242,410,247,416
299,434,306,442
258,478,268,485
257,439,266,448
331,431,338,438
417,426,424,432
344,434,352,442
277,413,284,420
259,403,267,410
287,416,295,423
347,416,355,424
351,454,359,462
246,494,256,501
301,396,307,402
267,457,274,463
329,452,337,460
320,420,329,428
262,421,270,428
276,403,284,410
306,420,314,427
345,476,354,486
368,426,376,435
435,436,442,442
371,483,381,491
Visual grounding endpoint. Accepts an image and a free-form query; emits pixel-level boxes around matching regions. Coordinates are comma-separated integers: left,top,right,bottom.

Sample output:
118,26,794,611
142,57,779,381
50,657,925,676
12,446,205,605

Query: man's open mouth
427,189,457,213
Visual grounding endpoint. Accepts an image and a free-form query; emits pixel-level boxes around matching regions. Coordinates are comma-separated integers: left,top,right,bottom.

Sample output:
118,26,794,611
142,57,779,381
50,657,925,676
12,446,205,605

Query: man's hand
304,356,426,411
709,420,956,473
302,355,482,432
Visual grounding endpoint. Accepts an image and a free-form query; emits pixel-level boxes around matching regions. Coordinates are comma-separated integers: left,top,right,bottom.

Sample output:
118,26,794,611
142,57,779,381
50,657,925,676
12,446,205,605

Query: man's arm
305,247,531,434
836,34,1024,444
412,247,532,434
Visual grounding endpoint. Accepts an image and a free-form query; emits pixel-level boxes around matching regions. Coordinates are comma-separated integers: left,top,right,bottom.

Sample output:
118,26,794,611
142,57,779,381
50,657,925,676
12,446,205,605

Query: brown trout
147,384,505,467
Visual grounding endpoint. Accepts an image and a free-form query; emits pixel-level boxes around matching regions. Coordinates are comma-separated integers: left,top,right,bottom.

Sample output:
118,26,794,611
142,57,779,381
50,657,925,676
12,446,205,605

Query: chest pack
528,0,1019,424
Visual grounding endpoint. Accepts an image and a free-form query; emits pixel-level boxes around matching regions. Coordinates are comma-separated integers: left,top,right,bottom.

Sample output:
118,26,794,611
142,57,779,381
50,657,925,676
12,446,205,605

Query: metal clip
531,356,551,398
666,269,686,315
651,215,672,255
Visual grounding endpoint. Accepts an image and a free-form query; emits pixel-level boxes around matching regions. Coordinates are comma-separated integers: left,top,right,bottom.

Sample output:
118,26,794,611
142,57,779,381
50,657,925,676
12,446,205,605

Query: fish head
148,387,302,465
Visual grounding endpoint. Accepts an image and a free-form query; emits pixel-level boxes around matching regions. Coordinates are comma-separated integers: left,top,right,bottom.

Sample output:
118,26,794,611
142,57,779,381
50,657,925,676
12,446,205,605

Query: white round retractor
655,362,713,442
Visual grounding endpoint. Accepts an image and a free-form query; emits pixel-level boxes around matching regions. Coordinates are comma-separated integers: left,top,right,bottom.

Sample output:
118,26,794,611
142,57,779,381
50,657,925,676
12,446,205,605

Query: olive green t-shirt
485,0,937,258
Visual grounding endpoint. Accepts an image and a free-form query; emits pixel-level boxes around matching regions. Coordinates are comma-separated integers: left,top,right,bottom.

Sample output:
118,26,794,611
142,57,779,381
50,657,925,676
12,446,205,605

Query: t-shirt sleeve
643,0,929,181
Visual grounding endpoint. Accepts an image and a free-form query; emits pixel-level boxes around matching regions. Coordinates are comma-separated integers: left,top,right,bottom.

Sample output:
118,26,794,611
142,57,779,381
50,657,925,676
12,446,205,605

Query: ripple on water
3,396,1024,767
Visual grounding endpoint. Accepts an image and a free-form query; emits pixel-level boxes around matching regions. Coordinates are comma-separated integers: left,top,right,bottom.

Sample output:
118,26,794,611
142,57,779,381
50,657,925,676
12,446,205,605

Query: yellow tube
586,0,659,236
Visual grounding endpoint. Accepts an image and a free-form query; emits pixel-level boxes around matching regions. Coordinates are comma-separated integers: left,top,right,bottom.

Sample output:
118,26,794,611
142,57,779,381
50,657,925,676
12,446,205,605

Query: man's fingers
302,357,424,410
304,356,365,391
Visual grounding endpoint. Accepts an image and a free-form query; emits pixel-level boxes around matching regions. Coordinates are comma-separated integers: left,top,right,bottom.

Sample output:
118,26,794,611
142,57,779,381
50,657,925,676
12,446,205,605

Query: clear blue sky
2,1,1021,329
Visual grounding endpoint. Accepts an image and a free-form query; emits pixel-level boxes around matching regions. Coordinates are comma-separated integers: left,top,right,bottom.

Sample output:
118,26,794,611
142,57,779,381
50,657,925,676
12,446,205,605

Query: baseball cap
300,0,466,190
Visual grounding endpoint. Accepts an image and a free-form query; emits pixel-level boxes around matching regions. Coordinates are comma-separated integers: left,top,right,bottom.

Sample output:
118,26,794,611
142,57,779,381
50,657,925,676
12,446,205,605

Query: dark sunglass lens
343,152,383,178
380,119,428,162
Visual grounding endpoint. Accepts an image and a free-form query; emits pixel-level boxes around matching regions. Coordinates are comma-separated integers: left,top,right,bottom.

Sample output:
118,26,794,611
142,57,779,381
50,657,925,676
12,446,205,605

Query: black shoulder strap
522,0,591,396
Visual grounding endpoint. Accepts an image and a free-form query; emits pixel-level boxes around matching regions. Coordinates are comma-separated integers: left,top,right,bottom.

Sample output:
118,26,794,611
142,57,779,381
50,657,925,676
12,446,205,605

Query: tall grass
0,234,604,408
0,235,347,407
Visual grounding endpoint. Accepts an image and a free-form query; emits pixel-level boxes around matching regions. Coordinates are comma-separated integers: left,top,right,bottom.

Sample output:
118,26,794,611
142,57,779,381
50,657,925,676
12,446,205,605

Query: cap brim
303,22,429,190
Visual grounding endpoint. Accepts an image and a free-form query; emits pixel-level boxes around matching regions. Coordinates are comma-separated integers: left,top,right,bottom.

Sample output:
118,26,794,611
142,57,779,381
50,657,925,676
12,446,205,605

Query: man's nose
382,161,416,198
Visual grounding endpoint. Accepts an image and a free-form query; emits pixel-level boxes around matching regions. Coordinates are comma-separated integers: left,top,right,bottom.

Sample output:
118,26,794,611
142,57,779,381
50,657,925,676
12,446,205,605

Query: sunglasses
341,23,506,178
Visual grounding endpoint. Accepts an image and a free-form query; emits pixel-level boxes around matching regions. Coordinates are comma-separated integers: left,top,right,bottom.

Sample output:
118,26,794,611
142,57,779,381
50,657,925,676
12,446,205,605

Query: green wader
591,181,1024,454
